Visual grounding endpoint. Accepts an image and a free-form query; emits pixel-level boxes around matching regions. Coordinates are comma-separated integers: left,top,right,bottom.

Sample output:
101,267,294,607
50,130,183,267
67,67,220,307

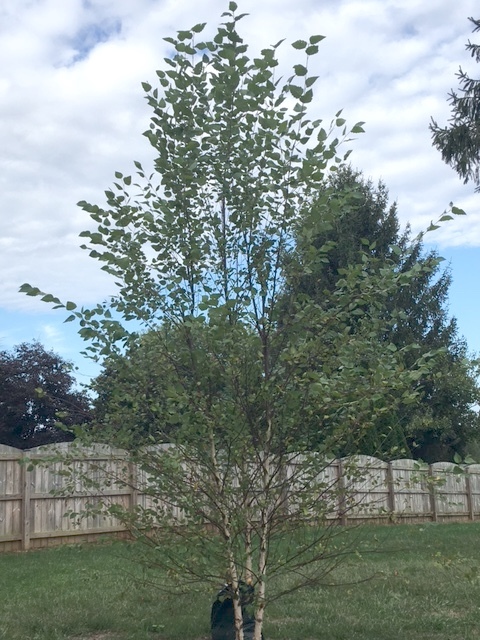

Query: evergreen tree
283,166,480,461
286,166,403,298
431,17,480,191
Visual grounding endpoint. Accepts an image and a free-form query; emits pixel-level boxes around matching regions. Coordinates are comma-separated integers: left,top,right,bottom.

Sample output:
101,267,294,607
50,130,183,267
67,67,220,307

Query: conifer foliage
431,17,480,190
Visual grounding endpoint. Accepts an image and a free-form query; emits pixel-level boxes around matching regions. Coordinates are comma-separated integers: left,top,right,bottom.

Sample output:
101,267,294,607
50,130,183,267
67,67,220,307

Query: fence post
386,462,395,518
428,465,438,523
128,460,138,516
21,456,31,551
278,462,289,517
337,459,347,526
465,468,475,521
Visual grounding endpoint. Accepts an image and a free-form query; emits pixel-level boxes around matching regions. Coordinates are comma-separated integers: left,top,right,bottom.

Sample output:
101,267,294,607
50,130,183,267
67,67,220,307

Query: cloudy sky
0,0,479,384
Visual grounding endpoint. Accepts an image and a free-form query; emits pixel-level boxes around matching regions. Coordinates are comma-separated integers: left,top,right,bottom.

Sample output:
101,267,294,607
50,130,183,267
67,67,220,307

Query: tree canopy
0,341,91,449
93,167,480,462
431,17,480,190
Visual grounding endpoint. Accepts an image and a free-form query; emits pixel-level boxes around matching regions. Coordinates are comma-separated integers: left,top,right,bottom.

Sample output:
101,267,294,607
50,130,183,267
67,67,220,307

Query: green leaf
141,82,152,92
192,23,206,33
41,294,62,305
305,76,319,88
317,128,327,142
19,283,41,296
300,89,313,104
309,35,325,44
177,30,192,41
291,40,307,50
351,122,365,134
289,85,304,99
294,64,308,76
65,301,77,311
229,1,238,11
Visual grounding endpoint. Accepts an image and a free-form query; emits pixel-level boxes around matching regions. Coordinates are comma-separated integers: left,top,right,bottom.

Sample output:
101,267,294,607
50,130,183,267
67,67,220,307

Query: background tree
20,6,464,640
430,17,480,191
91,325,235,446
282,166,480,461
284,166,403,298
0,341,91,449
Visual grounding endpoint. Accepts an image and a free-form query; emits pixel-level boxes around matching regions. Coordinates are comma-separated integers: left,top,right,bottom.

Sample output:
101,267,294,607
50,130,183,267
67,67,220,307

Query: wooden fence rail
1,442,480,553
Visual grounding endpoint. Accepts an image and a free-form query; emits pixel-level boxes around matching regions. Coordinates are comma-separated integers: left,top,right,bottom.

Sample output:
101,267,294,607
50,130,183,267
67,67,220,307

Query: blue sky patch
71,20,122,64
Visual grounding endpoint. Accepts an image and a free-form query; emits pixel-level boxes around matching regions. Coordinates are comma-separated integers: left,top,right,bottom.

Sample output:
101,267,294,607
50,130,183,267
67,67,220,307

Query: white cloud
40,322,65,346
0,0,479,323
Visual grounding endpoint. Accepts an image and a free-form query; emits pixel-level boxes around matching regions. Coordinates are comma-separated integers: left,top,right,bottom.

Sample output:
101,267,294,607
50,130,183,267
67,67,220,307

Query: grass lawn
1,522,480,639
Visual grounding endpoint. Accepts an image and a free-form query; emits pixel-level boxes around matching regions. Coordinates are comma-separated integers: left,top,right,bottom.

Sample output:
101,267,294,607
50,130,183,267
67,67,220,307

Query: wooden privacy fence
2,442,480,552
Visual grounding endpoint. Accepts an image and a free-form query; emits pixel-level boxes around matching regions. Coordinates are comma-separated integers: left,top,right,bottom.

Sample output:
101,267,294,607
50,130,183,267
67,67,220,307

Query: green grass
2,523,480,639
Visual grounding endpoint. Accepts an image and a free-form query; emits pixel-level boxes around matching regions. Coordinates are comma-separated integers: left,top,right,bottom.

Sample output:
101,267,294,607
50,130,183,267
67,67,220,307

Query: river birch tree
21,5,462,639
